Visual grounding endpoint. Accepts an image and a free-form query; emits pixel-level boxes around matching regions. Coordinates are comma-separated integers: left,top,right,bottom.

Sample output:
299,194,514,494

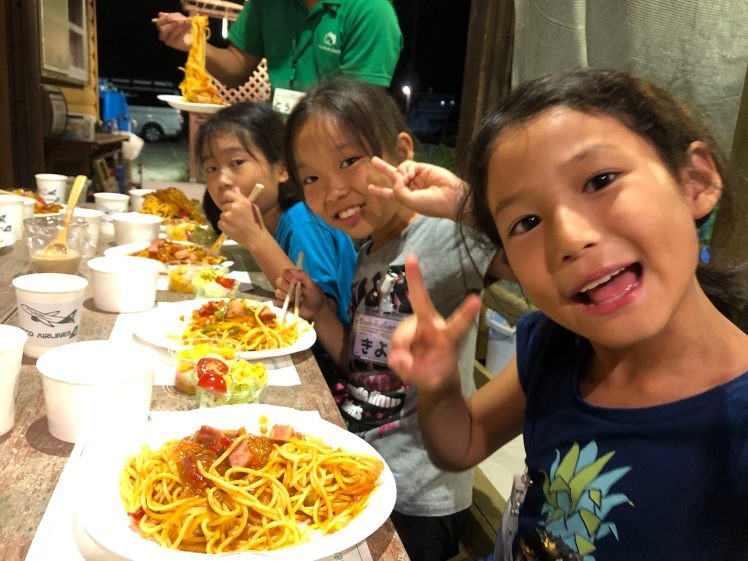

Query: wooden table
0,235,408,561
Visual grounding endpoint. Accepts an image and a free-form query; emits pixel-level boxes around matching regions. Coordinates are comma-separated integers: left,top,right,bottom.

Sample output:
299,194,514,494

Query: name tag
351,311,406,366
272,88,305,116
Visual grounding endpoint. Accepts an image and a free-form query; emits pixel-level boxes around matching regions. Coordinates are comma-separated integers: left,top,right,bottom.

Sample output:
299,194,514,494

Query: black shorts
389,508,469,561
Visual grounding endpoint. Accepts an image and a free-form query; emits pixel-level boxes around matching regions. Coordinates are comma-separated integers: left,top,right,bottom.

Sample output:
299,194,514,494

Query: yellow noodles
120,427,384,553
139,187,205,223
182,299,311,351
179,15,224,105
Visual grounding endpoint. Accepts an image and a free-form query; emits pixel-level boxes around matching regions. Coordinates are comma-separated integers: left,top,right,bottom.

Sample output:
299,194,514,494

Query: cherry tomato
197,372,227,393
215,276,235,289
196,357,229,378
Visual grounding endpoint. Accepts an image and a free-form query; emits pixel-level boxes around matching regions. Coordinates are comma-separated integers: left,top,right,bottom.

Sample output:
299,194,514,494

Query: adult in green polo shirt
156,0,402,95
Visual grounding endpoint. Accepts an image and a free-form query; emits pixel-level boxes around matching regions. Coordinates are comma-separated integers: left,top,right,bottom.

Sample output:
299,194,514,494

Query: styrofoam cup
12,273,88,358
0,325,28,435
37,340,158,443
0,194,27,241
94,192,130,234
21,197,35,221
87,256,164,313
128,188,155,212
35,173,68,204
112,211,162,245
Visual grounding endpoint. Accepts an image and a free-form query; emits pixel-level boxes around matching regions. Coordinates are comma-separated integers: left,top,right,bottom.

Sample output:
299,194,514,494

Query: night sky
96,0,470,96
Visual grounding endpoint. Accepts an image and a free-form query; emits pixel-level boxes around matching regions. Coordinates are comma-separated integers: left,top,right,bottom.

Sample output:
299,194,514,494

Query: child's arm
368,157,469,221
218,188,294,287
276,268,351,372
389,255,525,471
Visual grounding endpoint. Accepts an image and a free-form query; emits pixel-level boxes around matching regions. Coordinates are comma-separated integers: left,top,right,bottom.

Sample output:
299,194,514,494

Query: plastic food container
37,341,159,443
193,360,268,408
167,262,228,293
172,339,239,395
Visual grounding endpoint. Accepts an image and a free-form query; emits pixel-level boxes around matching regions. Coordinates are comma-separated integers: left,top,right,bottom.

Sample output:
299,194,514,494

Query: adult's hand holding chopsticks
154,12,194,52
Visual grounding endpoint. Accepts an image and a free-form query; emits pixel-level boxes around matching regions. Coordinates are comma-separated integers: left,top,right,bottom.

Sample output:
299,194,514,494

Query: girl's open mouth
573,263,642,306
336,205,363,221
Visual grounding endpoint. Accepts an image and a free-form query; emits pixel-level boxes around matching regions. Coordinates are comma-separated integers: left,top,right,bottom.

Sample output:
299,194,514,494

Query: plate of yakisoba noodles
133,298,316,360
75,404,396,560
138,187,207,223
157,14,226,114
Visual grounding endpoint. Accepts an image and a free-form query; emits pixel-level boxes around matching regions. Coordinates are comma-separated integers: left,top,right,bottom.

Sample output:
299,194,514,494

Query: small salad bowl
192,357,268,408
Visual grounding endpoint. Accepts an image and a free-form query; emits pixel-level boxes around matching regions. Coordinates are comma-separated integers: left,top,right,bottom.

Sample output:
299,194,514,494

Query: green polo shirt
228,0,403,92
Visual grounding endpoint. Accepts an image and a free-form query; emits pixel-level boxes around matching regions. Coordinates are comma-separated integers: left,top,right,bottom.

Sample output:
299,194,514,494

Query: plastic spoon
41,175,87,254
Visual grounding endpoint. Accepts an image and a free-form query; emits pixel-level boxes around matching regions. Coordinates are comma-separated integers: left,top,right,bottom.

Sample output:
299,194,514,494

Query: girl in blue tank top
384,69,748,560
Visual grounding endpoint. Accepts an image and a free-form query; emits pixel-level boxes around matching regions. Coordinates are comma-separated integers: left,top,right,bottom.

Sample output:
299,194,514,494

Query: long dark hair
283,78,410,193
462,68,747,323
196,101,300,233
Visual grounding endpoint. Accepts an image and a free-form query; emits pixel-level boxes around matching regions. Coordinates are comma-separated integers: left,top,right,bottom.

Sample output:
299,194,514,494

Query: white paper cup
94,192,130,235
12,273,88,358
0,194,27,241
21,197,35,221
112,211,162,245
35,173,68,204
0,325,28,436
128,188,155,212
60,207,103,256
36,340,158,443
87,256,164,313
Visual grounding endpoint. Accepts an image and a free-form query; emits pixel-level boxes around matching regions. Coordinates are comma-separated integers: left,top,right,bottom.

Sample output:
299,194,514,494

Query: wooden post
455,0,514,173
711,66,748,267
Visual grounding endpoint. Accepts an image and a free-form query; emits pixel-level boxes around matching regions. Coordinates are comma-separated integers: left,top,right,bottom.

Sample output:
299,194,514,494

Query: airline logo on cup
18,303,80,344
41,188,59,204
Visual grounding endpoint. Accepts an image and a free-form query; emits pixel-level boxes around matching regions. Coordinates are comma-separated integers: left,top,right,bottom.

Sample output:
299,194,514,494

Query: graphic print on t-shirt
336,266,412,436
524,441,633,560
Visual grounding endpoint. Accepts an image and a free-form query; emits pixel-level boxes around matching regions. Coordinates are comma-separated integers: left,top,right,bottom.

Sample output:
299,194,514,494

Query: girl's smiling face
293,118,408,242
488,108,719,347
202,132,284,214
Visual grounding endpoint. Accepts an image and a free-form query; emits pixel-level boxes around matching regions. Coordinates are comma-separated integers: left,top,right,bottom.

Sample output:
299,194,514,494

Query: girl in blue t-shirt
197,101,355,326
384,70,748,560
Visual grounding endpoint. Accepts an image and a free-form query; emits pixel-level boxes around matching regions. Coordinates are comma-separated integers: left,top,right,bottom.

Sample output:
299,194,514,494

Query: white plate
76,404,396,561
104,241,234,270
133,299,316,359
158,94,226,114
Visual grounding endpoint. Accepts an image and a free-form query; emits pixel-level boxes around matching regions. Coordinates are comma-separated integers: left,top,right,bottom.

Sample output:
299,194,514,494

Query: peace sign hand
388,255,483,392
368,157,467,220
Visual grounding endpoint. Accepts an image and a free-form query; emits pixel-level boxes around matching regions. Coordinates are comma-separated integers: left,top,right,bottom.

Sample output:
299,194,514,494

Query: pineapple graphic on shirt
538,441,633,560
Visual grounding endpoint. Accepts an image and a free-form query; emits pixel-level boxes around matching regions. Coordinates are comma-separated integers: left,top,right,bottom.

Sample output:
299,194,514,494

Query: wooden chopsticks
280,253,304,320
208,183,264,256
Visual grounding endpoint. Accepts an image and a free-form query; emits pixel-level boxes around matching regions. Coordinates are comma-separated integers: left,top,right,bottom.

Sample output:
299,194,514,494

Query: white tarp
512,0,748,151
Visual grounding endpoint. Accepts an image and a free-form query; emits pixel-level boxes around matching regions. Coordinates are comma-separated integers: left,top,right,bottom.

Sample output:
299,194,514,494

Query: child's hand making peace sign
368,157,468,221
388,255,483,391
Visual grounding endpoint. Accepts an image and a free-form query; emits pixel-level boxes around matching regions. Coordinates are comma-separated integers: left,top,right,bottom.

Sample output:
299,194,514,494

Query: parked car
128,104,185,143
100,78,186,142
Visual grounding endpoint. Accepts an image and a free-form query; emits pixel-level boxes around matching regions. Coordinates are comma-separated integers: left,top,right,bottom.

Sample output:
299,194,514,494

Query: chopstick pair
208,183,265,256
280,253,305,320
151,16,194,23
